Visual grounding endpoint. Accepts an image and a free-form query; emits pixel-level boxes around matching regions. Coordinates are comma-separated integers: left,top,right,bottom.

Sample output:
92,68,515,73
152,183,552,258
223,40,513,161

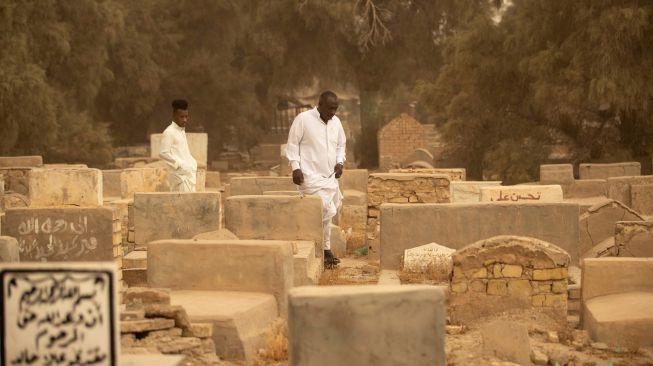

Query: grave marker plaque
0,263,118,366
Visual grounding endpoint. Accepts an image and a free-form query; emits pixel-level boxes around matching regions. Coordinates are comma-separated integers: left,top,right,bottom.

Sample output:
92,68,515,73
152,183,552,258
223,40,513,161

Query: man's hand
292,169,304,185
334,163,344,179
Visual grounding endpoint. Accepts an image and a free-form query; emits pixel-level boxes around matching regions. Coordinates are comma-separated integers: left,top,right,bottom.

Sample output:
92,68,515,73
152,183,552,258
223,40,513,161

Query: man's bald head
317,90,339,123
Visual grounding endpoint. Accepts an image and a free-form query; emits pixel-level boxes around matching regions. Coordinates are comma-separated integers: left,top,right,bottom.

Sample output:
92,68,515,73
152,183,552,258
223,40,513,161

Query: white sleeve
336,122,346,165
286,115,303,171
159,130,179,169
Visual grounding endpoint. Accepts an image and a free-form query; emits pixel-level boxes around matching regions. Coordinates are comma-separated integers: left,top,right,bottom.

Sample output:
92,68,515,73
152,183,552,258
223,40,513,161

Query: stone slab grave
28,167,103,207
606,175,653,207
150,132,208,167
449,236,570,324
631,184,653,216
120,167,169,198
228,176,296,196
582,258,653,348
367,173,451,258
0,236,19,262
0,155,43,167
480,184,563,203
0,167,32,201
288,285,445,366
389,168,466,182
225,195,323,257
0,262,119,365
564,179,608,199
540,164,574,185
205,171,221,189
450,181,502,203
340,190,367,250
133,192,220,246
102,169,122,199
2,207,122,263
481,320,532,366
148,239,294,362
608,221,653,258
579,199,644,260
380,202,580,269
338,168,369,193
579,162,641,180
142,160,207,192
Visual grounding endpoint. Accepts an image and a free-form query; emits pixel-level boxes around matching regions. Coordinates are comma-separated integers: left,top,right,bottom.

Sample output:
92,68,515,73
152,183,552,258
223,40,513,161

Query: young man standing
159,99,197,192
286,91,346,268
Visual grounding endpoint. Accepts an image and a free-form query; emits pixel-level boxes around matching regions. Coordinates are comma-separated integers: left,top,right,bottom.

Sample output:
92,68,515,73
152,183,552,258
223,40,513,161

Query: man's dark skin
292,95,344,185
173,108,189,128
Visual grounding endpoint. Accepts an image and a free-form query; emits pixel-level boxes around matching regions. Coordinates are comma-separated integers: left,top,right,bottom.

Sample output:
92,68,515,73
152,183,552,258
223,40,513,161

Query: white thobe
286,108,346,250
159,121,197,192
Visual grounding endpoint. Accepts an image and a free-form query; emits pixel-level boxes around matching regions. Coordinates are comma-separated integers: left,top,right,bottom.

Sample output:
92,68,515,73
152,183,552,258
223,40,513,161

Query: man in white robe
286,91,346,268
159,99,197,192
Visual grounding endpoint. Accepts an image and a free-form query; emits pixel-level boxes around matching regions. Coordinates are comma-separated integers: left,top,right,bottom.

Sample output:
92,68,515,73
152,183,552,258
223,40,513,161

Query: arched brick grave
449,235,570,324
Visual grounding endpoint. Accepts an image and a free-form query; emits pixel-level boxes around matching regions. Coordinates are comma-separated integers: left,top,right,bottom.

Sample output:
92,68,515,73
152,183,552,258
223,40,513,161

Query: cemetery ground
2,152,653,365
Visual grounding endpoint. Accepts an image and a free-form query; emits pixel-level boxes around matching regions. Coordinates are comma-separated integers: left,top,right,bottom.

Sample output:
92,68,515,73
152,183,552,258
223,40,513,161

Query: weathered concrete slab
151,132,208,167
192,228,238,240
0,155,43,167
450,181,502,203
380,202,580,269
338,169,369,193
0,167,31,196
579,200,644,259
0,236,19,262
280,144,291,176
133,192,220,245
228,176,296,196
205,171,221,188
121,167,169,198
148,239,293,314
482,321,532,365
103,169,122,198
582,258,653,347
225,195,322,255
330,224,346,258
0,262,119,364
389,168,466,182
607,175,653,206
613,221,653,258
564,179,607,198
480,185,563,203
540,164,574,185
631,184,653,216
450,236,570,324
2,207,119,262
579,162,641,180
28,168,102,207
288,285,445,366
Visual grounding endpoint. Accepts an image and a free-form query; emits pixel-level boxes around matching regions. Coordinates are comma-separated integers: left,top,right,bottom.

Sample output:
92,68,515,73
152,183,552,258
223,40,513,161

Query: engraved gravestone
0,262,118,365
2,208,115,262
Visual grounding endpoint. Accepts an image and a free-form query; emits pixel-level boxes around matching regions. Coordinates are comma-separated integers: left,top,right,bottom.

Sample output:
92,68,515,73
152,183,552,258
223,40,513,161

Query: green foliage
418,0,653,182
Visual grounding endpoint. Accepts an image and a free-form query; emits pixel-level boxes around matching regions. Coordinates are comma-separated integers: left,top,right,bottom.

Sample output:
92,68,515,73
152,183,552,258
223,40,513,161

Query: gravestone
0,262,119,365
2,207,121,262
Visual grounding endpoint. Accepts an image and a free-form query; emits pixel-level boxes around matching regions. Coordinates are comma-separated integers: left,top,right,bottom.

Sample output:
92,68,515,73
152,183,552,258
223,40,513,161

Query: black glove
334,163,344,179
292,169,305,185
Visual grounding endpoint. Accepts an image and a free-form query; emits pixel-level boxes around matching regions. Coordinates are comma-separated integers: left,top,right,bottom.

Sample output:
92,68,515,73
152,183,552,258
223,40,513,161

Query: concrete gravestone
403,242,455,277
480,185,563,203
0,262,119,365
450,181,502,203
2,207,119,262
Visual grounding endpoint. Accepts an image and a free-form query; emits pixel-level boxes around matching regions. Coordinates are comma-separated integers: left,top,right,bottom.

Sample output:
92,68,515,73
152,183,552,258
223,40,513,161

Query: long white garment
159,121,197,192
286,108,346,249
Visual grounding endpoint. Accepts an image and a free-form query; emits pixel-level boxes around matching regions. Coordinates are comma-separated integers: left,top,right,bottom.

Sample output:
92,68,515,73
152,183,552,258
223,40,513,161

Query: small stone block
121,310,145,321
532,268,568,280
124,287,170,307
120,318,175,333
183,323,213,339
487,280,507,296
501,265,523,278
